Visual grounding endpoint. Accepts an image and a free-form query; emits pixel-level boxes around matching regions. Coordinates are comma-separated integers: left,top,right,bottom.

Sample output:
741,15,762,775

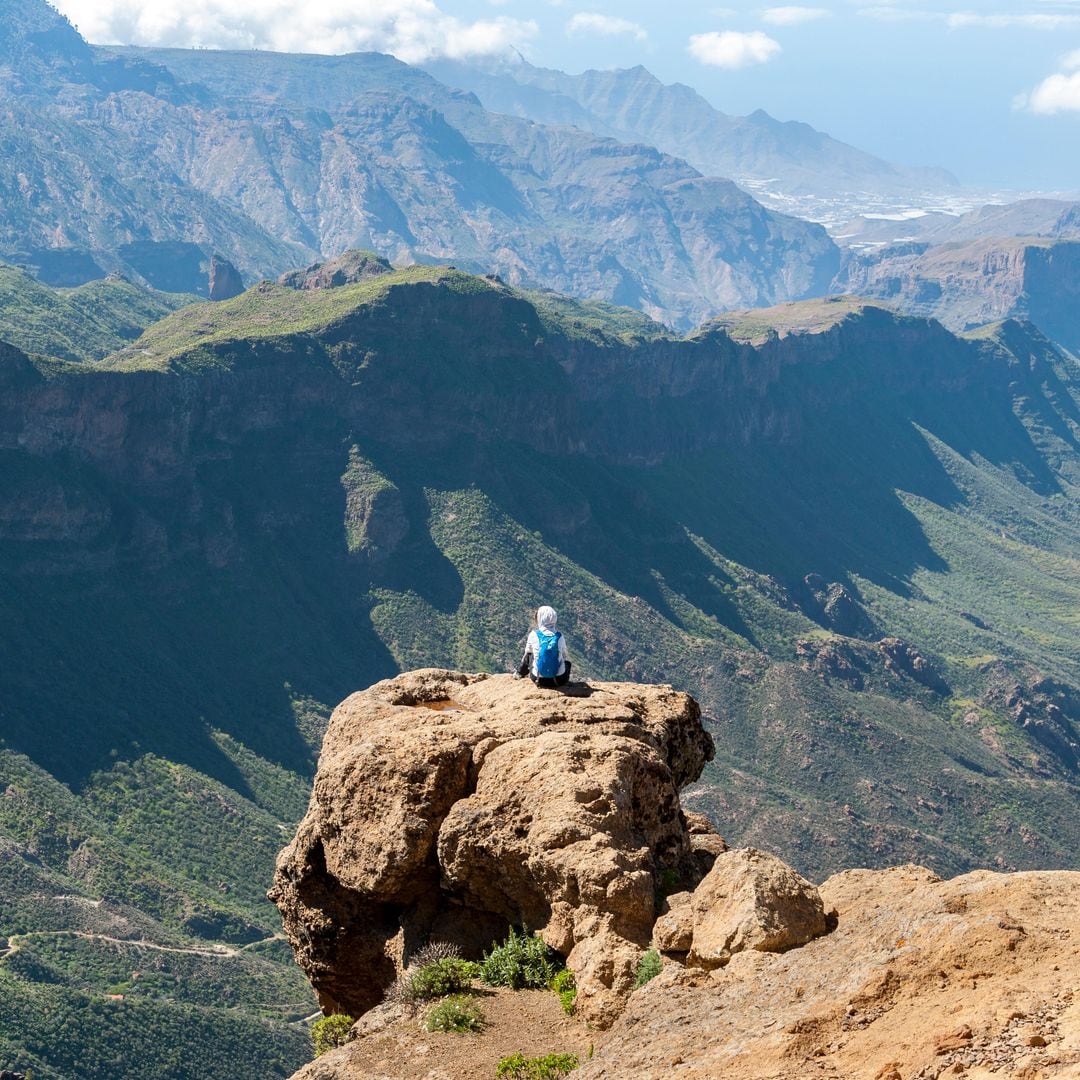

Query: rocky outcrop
278,251,393,290
208,255,245,301
275,675,1080,1080
798,573,875,638
680,848,827,970
794,635,947,695
270,670,716,1027
877,636,948,693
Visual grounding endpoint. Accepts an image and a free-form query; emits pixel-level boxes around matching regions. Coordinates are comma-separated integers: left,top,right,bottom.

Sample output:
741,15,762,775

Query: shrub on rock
481,927,561,990
425,995,485,1033
311,1014,355,1057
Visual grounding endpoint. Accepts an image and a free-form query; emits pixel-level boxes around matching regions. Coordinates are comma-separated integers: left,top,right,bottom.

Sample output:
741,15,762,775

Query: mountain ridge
0,0,840,328
423,57,959,216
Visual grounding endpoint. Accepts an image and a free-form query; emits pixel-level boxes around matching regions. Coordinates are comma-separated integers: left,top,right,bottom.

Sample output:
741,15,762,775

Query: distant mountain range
0,0,849,330
425,57,959,221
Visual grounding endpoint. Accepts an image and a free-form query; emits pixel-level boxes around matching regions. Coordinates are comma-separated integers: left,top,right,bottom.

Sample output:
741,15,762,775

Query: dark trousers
533,661,572,688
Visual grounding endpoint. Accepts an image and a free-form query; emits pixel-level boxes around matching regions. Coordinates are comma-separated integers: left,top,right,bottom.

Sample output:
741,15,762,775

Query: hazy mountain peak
425,56,960,217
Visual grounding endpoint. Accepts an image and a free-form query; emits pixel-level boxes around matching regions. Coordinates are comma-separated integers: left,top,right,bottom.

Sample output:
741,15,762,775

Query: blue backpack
535,630,562,678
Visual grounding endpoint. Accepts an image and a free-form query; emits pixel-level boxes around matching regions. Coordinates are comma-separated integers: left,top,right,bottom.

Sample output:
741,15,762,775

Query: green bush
311,1013,354,1057
425,995,485,1033
496,1052,579,1079
633,949,662,989
408,958,480,1000
481,927,560,990
550,969,576,1015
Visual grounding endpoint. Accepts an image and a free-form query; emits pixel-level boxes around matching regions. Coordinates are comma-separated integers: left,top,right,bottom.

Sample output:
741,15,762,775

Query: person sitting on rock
516,605,572,687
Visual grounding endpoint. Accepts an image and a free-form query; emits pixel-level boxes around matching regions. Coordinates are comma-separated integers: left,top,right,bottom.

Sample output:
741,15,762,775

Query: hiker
516,605,572,687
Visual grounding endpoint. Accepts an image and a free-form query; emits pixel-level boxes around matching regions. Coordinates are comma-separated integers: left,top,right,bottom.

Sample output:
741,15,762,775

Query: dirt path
0,929,243,959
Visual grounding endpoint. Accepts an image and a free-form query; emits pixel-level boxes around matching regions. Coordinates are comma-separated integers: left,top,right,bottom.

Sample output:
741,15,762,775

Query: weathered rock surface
581,866,1080,1079
208,255,245,301
683,848,828,969
278,250,393,291
284,862,1080,1080
270,669,715,1026
652,848,828,966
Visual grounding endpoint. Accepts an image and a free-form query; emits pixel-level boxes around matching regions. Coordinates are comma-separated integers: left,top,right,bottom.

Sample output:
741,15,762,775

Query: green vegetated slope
0,265,196,361
0,744,317,1079
3,268,1080,1075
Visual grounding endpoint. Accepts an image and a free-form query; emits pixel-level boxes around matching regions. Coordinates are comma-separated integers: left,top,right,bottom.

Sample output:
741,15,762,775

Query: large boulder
270,669,715,1026
685,848,828,969
651,848,828,967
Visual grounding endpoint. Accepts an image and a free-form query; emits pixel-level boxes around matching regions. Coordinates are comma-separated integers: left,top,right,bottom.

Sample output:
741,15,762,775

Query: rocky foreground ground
273,672,1080,1079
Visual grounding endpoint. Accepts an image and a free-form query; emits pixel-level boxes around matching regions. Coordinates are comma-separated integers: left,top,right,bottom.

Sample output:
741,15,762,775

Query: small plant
481,927,560,990
408,957,481,1000
656,867,680,898
496,1052,579,1079
633,949,662,989
426,994,485,1033
311,1013,355,1057
410,940,463,967
550,968,576,1014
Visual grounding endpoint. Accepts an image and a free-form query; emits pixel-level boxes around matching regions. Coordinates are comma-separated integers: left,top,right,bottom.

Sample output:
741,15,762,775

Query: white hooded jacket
525,605,568,677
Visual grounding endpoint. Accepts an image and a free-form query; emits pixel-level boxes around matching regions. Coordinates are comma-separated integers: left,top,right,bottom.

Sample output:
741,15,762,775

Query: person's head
536,605,557,633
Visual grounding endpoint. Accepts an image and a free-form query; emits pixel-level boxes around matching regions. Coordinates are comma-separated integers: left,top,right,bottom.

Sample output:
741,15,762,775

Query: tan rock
686,848,828,969
271,669,714,1025
653,891,694,952
934,1024,974,1053
576,867,1080,1079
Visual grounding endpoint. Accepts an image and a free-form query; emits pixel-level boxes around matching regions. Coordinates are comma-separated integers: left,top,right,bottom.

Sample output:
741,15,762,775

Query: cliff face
834,238,1080,352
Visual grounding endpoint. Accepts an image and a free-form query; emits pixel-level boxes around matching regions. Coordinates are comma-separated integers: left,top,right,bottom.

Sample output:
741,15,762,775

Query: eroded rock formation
270,669,718,1026
208,254,244,301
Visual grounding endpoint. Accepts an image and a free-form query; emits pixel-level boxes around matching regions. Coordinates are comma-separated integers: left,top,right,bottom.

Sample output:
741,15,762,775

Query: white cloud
1021,44,1080,114
859,5,1080,27
688,29,782,68
53,0,537,63
761,6,830,26
946,11,1080,29
566,12,648,41
1028,70,1080,113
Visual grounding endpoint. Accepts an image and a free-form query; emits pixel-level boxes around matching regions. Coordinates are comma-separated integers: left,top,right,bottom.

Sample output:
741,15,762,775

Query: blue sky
459,0,1080,190
56,0,1080,190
